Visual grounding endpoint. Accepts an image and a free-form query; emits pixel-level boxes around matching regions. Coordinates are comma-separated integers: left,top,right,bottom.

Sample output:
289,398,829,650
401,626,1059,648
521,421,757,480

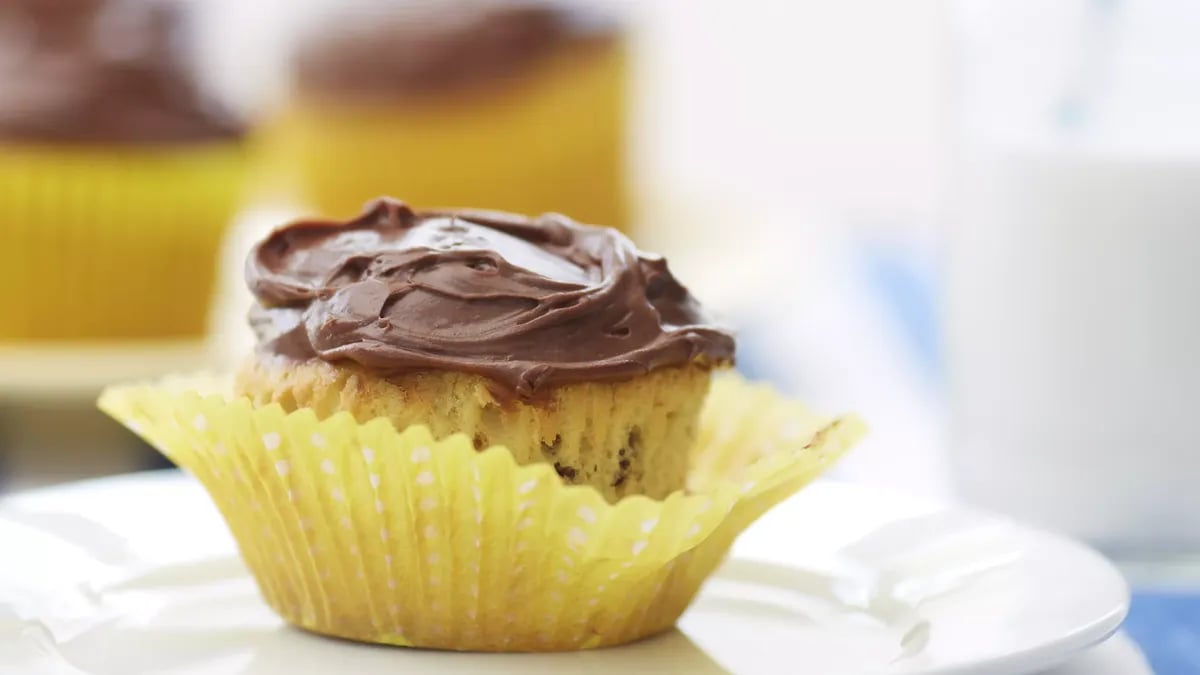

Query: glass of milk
946,0,1200,553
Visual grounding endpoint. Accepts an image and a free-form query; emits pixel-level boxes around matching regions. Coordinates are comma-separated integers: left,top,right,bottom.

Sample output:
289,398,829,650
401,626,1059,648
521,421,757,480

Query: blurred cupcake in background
267,0,630,230
0,0,250,342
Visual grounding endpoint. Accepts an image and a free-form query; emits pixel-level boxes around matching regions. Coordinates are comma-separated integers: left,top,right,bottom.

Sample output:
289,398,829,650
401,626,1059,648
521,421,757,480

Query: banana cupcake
101,196,864,651
236,198,734,502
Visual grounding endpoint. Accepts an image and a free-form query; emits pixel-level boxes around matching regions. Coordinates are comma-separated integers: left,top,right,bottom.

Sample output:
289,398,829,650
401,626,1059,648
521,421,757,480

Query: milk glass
947,0,1200,552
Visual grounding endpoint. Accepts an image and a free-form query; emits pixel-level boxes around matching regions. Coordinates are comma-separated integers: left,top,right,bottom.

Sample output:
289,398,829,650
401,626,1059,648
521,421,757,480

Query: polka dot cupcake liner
98,373,865,652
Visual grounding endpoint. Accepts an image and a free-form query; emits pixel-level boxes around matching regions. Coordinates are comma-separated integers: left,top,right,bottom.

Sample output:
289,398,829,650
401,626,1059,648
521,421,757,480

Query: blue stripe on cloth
1125,591,1200,675
857,242,941,383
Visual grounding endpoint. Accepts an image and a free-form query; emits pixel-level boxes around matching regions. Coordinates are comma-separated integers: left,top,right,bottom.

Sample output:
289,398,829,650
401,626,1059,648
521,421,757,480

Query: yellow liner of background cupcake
0,143,247,340
99,372,864,652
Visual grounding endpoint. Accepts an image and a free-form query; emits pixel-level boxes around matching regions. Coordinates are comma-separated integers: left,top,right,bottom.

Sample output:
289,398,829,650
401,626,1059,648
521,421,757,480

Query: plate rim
908,526,1129,675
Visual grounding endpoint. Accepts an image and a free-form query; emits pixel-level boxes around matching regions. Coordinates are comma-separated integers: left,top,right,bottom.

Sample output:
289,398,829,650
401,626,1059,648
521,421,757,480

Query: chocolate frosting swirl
0,0,243,144
247,198,734,400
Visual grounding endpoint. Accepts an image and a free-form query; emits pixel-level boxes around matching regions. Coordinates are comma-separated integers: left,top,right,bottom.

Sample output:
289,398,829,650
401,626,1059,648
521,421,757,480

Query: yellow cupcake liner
0,143,249,340
263,43,628,230
98,373,865,651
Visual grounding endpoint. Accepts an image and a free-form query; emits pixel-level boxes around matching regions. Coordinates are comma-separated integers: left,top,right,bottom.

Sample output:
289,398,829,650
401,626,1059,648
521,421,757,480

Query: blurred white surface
633,0,943,233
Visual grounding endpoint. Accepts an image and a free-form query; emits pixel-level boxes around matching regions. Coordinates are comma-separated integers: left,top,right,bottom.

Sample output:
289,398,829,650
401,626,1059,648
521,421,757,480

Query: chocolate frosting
247,198,734,400
293,2,620,99
0,0,243,143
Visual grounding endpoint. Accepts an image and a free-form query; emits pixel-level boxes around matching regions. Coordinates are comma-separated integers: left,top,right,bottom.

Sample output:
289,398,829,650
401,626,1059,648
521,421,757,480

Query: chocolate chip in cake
472,432,488,451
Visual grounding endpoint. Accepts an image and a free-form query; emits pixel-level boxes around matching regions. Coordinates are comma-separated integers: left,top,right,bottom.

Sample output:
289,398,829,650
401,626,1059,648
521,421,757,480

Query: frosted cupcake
269,1,629,230
236,198,733,502
100,197,864,652
0,0,248,340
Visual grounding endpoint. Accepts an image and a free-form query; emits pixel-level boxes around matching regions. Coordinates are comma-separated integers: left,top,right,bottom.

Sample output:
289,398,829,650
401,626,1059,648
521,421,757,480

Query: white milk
947,144,1200,551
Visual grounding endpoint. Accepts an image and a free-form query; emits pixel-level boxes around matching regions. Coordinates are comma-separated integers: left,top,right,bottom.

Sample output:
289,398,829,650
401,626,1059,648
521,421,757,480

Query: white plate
0,473,1129,675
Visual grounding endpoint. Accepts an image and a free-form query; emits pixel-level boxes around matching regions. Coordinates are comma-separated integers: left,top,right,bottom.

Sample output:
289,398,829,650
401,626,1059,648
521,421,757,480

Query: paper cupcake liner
0,143,248,340
265,43,628,229
98,373,865,651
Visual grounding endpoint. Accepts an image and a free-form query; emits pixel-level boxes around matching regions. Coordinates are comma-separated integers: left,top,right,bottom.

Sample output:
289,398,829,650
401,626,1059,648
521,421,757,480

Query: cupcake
99,197,865,651
236,198,732,502
269,1,629,230
0,0,248,341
